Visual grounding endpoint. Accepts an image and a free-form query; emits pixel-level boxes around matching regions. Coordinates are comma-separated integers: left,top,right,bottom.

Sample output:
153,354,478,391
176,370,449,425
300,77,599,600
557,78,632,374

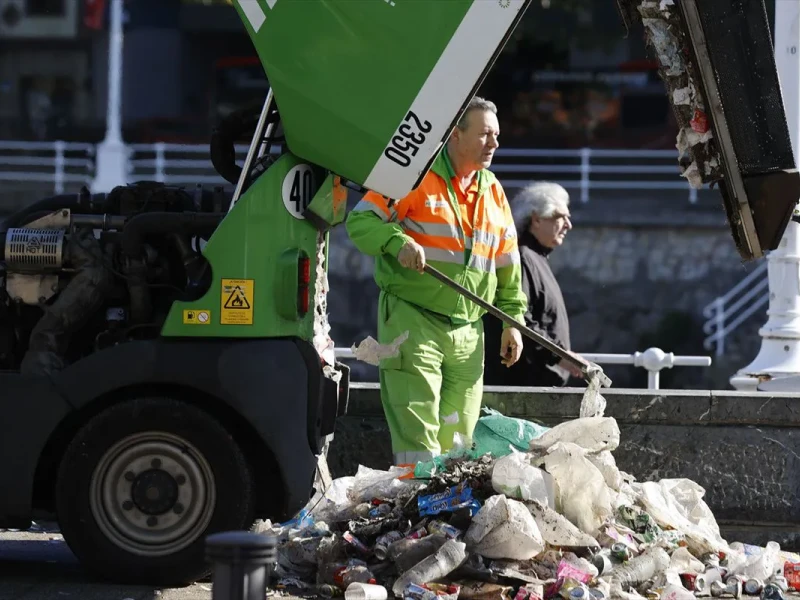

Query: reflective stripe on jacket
345,148,527,326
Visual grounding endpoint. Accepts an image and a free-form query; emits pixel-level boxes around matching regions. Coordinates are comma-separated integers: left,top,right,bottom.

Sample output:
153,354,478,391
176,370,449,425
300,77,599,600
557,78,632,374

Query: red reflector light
299,257,310,285
298,254,310,316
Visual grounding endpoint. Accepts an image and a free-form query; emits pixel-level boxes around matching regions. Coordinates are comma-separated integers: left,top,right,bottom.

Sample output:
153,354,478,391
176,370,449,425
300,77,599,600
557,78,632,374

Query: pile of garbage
263,386,800,600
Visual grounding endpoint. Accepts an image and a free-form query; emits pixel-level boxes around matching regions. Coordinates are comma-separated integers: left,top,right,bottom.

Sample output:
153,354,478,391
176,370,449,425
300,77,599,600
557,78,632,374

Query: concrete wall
327,384,800,549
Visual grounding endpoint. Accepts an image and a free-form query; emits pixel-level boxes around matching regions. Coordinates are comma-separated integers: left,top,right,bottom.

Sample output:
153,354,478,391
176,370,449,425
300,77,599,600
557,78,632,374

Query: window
25,0,65,16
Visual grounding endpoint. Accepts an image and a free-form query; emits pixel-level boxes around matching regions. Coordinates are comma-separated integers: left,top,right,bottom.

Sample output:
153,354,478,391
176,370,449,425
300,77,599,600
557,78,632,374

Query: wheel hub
89,432,216,558
131,468,179,515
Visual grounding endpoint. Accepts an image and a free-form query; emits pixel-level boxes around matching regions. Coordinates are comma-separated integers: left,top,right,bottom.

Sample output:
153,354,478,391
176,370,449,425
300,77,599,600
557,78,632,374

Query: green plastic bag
414,408,550,478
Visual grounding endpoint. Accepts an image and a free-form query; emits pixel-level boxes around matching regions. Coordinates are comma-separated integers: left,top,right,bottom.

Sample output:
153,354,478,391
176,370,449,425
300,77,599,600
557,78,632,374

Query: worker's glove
500,327,523,367
397,240,426,273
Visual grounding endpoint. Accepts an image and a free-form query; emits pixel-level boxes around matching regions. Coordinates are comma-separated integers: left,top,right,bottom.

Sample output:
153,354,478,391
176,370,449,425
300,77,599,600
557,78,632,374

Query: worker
345,96,528,470
484,181,582,387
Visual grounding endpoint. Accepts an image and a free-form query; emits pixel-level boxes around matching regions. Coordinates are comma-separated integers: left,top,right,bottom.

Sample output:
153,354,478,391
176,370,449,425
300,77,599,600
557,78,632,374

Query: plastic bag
304,476,355,523
491,449,555,507
465,495,545,560
529,417,620,454
348,465,422,504
527,500,601,549
580,373,607,418
636,479,728,556
587,450,623,491
415,409,549,477
727,541,782,581
542,442,614,536
473,408,550,457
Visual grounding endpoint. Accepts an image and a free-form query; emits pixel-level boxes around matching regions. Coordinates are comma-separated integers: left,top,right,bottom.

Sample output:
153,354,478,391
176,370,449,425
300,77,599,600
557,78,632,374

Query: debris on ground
265,402,800,600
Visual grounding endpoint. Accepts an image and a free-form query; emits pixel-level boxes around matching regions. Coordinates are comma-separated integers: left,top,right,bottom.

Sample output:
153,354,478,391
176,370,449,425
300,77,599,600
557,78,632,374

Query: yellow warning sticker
220,278,254,325
183,309,211,325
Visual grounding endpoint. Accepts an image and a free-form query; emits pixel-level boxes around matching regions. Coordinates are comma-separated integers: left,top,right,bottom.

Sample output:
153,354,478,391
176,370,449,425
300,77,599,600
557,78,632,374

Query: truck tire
54,396,257,586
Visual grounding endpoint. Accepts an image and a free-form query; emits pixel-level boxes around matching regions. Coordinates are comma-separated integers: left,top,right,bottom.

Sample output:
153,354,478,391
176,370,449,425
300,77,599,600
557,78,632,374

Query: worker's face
450,109,500,171
530,208,572,248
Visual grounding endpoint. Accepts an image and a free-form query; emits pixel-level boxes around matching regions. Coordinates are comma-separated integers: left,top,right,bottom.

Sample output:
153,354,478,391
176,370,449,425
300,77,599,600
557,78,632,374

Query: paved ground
0,529,224,600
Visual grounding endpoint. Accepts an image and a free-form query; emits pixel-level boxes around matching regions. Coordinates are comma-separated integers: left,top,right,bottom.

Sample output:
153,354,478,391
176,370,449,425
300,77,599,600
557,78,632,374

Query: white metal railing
702,260,769,357
0,140,95,194
334,346,711,390
0,140,702,202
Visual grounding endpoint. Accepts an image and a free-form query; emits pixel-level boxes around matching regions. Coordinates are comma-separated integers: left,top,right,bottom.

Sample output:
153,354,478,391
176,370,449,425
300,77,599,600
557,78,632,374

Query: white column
730,0,800,391
91,0,129,194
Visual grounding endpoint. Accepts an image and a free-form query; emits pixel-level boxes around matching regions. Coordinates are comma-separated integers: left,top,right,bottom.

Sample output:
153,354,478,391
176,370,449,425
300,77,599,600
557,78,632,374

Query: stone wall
325,204,767,389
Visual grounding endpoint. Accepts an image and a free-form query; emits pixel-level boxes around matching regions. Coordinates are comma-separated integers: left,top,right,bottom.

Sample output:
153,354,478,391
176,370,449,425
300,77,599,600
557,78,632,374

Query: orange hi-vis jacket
345,148,527,326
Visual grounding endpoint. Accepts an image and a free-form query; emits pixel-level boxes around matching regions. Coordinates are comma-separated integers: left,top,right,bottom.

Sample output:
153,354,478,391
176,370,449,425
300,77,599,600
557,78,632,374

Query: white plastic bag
491,450,555,507
542,442,614,536
348,465,422,504
637,479,729,556
526,500,601,549
727,541,782,581
588,450,623,491
580,373,607,418
465,495,545,560
529,417,620,454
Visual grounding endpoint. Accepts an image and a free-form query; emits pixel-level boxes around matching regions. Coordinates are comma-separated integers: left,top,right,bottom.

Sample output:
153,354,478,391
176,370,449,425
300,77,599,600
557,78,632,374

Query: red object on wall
84,0,107,30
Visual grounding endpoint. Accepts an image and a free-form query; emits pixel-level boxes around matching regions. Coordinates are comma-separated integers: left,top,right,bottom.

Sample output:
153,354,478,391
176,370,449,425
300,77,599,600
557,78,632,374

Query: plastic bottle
606,546,670,587
388,534,449,572
391,539,467,597
345,583,388,600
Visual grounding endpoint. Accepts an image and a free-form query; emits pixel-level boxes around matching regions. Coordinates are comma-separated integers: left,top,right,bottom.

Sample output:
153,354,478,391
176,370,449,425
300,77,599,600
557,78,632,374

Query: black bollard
205,530,278,600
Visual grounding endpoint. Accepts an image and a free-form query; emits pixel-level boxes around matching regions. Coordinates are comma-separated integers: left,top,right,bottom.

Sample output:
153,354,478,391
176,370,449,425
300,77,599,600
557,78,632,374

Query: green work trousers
377,291,484,466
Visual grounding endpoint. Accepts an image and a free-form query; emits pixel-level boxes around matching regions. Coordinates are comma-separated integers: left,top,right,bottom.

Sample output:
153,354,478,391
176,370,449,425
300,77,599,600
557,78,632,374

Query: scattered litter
263,405,799,599
351,331,410,366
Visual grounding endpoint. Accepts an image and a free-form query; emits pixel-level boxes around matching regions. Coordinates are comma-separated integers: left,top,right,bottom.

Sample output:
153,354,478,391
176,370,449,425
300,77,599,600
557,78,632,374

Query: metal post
580,147,590,203
715,297,725,358
91,0,129,193
647,369,660,390
206,531,277,600
54,140,65,194
730,1,800,390
155,142,166,183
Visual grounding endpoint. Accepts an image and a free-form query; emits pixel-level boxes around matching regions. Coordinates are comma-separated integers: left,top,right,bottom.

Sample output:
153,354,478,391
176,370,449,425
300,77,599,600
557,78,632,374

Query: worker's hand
397,240,426,273
558,357,584,379
500,327,523,367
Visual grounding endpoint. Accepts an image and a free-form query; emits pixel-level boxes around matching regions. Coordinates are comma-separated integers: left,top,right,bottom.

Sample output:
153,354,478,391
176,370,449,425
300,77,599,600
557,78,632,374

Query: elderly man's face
530,208,572,249
449,109,500,171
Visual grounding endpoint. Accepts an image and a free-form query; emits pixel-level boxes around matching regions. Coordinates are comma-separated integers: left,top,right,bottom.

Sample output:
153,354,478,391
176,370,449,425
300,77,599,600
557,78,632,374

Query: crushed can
679,573,697,591
745,579,764,595
343,532,371,556
611,542,630,562
374,531,405,561
427,520,462,540
591,551,614,576
769,576,789,593
761,583,785,600
710,578,741,599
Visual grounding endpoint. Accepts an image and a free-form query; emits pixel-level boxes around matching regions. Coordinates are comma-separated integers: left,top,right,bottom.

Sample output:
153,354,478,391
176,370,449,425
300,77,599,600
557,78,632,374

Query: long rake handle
423,264,612,387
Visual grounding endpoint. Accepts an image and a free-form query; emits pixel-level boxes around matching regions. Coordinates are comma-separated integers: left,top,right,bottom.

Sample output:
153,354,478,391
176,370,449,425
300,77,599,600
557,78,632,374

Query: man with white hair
484,181,582,387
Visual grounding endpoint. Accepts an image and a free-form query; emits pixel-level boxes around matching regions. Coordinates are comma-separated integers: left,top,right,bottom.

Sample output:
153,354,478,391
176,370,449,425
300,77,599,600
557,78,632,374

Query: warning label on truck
220,278,253,325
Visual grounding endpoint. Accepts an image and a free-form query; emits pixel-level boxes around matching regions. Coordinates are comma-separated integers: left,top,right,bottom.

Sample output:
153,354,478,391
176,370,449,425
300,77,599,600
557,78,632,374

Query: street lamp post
91,0,129,194
729,1,800,391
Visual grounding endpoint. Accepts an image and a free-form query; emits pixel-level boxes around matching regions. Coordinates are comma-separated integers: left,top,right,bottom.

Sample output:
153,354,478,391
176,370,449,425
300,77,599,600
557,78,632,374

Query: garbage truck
0,0,797,586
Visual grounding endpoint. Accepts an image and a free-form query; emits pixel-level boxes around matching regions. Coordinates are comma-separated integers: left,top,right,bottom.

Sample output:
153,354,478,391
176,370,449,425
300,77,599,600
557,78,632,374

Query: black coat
483,230,571,387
